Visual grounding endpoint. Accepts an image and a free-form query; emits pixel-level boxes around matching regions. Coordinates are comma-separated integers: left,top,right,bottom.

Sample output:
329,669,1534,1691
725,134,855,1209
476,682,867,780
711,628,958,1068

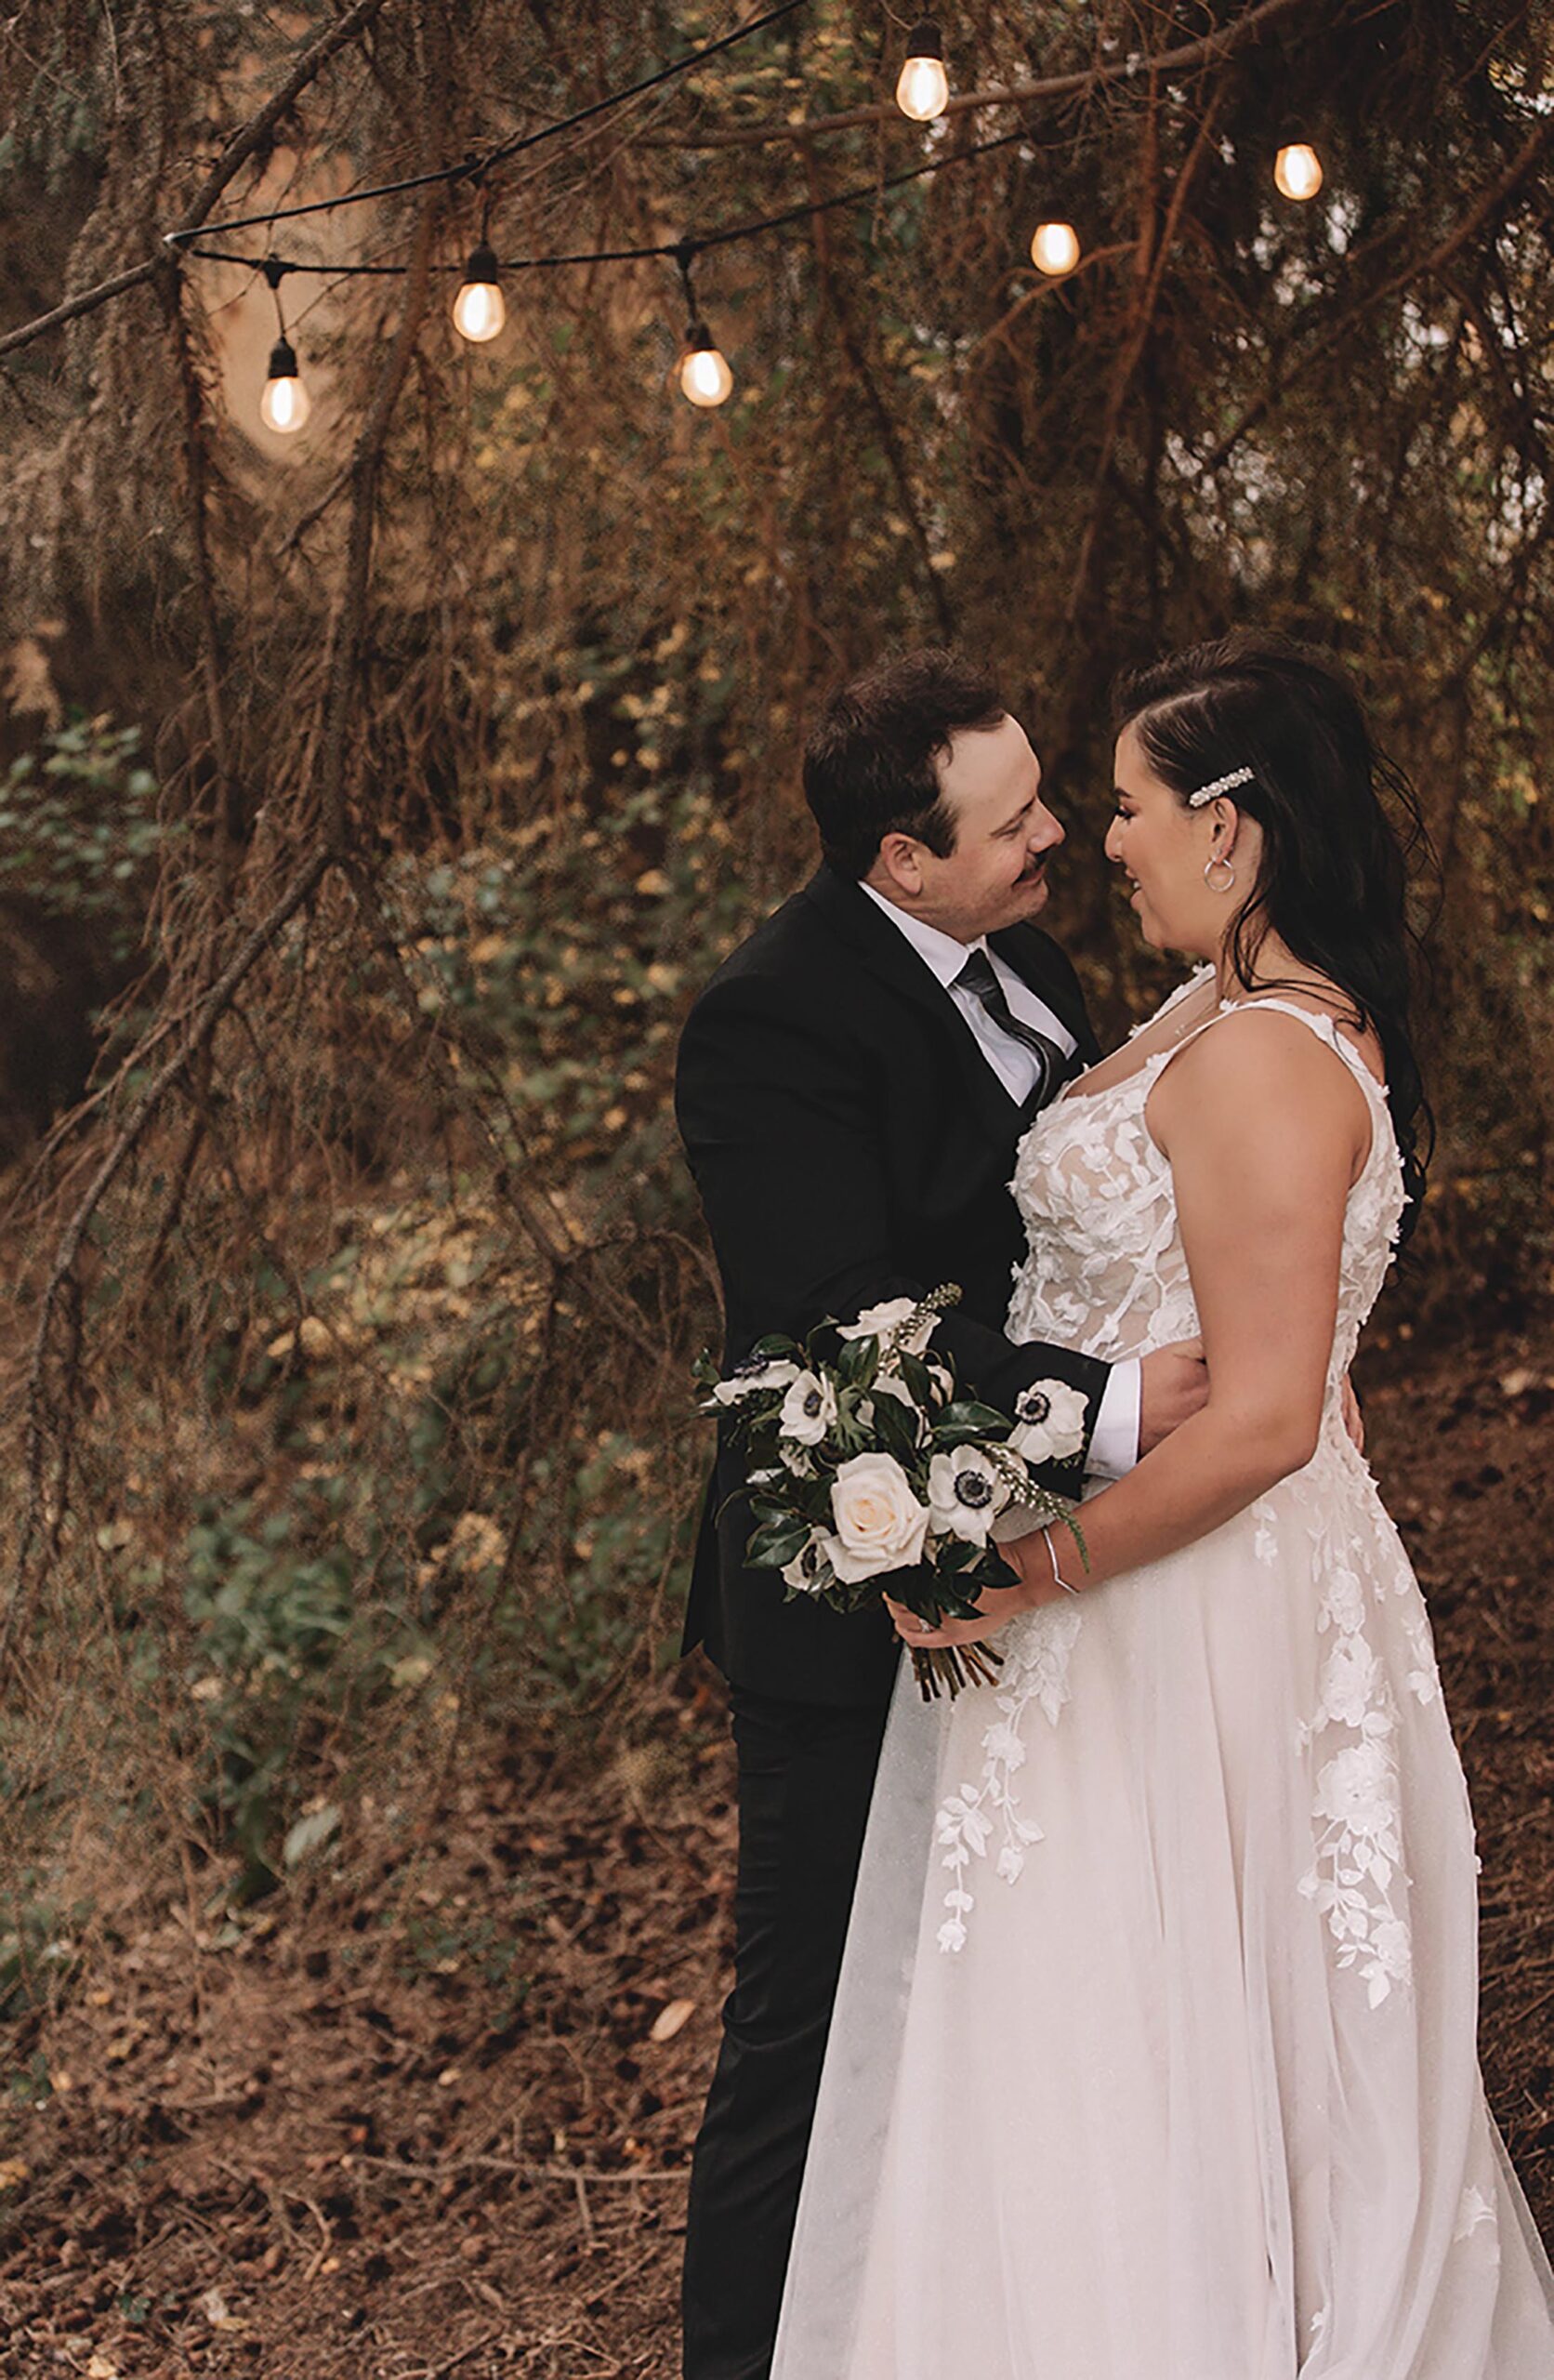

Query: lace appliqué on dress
980,986,1432,2012
933,1603,1082,1953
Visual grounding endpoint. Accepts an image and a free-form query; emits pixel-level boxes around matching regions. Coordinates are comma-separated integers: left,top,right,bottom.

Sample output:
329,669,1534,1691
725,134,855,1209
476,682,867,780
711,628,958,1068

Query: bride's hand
885,1593,1012,1650
885,1538,1065,1648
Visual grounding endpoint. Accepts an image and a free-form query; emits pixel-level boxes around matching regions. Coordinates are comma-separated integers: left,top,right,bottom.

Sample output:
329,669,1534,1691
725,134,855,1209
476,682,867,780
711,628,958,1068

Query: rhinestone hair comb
1186,766,1255,808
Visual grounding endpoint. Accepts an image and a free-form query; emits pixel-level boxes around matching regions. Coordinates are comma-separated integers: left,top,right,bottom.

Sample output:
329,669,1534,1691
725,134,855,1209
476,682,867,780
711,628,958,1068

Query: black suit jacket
674,862,1111,1709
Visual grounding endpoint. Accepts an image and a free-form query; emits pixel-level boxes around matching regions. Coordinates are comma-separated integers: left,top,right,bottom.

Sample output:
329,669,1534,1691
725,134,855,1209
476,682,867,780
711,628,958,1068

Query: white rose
828,1453,930,1582
836,1298,939,1355
779,1369,838,1446
711,1357,800,1406
928,1446,1012,1544
1007,1379,1088,1467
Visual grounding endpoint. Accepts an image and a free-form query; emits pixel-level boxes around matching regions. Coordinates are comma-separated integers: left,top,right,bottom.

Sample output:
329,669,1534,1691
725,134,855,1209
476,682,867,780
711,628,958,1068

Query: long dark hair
1112,630,1434,1224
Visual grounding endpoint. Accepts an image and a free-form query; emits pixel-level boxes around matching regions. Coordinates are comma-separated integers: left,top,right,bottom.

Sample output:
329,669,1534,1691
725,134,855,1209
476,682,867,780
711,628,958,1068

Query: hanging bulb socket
260,333,310,435
1273,140,1324,202
896,20,949,122
679,318,734,409
453,240,506,343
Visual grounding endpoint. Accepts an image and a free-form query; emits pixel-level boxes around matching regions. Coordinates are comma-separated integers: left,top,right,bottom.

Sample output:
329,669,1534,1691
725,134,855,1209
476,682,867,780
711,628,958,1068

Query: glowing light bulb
1030,220,1081,277
679,324,733,409
453,242,506,343
1274,142,1324,202
259,336,310,435
896,20,949,122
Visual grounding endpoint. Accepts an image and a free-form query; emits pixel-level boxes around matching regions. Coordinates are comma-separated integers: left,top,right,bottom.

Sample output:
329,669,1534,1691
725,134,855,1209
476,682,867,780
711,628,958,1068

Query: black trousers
681,1682,890,2380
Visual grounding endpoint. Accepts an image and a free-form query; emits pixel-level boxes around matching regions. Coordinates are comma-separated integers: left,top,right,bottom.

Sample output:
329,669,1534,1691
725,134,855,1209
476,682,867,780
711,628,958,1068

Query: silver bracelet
1042,1525,1081,1596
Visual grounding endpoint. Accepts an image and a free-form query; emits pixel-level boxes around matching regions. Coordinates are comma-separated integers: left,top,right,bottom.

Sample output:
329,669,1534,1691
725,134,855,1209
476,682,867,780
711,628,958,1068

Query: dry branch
645,0,1314,150
2,848,333,1676
0,0,396,364
1202,111,1554,473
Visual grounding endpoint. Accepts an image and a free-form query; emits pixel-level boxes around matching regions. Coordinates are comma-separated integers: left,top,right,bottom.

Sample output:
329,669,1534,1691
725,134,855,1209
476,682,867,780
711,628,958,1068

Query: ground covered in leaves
2,1320,1552,2379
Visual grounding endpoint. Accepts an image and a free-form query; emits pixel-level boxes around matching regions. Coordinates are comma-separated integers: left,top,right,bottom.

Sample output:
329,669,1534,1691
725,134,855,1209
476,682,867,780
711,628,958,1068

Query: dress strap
1126,960,1216,1044
1152,997,1389,1146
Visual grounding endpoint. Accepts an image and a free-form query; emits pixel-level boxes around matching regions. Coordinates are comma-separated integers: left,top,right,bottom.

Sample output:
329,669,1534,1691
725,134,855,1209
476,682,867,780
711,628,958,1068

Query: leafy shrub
0,713,178,966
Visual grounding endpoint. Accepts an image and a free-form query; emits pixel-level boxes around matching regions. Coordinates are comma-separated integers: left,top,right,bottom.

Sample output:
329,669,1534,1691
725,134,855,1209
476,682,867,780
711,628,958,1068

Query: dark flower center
1018,1389,1051,1424
955,1470,994,1507
803,1389,823,1416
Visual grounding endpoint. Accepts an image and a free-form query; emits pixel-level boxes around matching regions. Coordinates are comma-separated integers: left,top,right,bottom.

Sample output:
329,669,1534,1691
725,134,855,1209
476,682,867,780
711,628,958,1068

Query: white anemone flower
1007,1379,1089,1465
779,1369,838,1446
928,1446,1013,1543
711,1356,800,1406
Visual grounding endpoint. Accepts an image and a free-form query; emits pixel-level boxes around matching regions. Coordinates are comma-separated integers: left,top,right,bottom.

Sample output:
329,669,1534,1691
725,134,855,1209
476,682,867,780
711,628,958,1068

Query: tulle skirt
771,1438,1554,2378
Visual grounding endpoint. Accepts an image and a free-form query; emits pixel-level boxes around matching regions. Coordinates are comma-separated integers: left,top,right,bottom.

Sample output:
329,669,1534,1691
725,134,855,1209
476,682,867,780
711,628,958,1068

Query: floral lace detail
999,988,1432,2006
1455,2184,1499,2249
933,1603,1082,1953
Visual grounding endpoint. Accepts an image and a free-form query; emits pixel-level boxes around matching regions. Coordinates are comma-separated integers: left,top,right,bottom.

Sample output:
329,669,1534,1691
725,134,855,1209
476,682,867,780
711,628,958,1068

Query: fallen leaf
0,2160,28,2190
649,1998,696,2044
200,2283,240,2328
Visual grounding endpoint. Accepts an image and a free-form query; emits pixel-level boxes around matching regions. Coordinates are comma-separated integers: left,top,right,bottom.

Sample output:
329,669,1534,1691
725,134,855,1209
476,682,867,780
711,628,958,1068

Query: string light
260,335,311,433
453,242,506,342
896,20,949,123
679,324,734,407
1030,220,1080,277
258,261,309,435
1274,140,1324,201
1030,219,1080,276
151,17,1365,431
674,244,733,408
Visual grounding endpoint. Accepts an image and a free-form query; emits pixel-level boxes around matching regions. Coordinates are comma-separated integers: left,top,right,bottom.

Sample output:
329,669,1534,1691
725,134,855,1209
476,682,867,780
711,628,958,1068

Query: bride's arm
893,1010,1374,1645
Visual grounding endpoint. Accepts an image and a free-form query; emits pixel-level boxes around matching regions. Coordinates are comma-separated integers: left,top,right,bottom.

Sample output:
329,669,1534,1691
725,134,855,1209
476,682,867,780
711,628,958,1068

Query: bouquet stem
911,1641,1005,1702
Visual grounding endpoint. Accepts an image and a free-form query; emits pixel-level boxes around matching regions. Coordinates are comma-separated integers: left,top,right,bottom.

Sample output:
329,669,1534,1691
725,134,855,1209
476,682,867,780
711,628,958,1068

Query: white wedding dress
771,978,1554,2379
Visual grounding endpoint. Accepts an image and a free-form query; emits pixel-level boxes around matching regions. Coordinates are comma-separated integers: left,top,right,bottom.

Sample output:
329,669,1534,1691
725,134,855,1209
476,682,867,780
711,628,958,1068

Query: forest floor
2,1316,1552,2379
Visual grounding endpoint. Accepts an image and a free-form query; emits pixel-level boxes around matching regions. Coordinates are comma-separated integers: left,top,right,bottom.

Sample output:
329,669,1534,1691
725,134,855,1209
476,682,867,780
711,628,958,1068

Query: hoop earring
1203,853,1236,893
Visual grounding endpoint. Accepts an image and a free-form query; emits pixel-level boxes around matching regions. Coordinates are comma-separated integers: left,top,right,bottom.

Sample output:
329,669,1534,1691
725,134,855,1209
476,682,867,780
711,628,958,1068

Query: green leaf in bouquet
897,1352,943,1409
748,1332,802,1361
966,1547,1020,1592
868,1389,921,1465
836,1333,879,1389
692,1350,722,1390
932,1400,1012,1446
747,1517,814,1568
928,1580,987,1622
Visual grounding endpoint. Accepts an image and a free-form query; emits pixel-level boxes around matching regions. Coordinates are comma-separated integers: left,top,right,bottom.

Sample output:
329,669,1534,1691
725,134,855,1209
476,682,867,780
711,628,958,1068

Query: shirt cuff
1087,1359,1142,1479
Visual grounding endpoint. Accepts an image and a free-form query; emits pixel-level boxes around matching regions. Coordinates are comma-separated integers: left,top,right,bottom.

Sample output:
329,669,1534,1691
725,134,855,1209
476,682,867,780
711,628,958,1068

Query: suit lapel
800,866,1023,1143
801,865,954,1033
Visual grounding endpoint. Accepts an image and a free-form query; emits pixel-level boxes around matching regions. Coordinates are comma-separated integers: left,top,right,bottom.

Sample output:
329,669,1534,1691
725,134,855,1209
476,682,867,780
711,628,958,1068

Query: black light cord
178,118,1038,283
163,0,810,250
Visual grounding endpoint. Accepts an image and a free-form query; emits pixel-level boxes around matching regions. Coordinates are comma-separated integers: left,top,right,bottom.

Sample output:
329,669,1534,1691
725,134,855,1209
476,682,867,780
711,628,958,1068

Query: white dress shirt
860,881,1141,1478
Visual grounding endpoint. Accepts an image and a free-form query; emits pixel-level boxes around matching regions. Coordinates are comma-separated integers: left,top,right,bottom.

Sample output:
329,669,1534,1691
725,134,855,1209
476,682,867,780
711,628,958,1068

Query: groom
674,649,1208,2379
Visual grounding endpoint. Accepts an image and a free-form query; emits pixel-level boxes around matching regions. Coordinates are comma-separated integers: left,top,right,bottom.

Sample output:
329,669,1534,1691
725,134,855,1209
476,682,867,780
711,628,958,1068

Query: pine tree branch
1202,112,1554,475
0,0,395,364
641,0,1314,151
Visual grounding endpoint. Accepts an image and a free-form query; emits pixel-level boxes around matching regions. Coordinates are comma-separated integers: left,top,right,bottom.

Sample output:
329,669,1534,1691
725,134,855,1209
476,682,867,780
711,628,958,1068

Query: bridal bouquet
696,1286,1085,1701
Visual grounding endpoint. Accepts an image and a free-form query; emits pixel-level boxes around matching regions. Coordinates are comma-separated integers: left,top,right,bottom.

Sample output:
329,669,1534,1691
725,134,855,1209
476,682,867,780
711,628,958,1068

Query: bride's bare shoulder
1145,998,1376,1168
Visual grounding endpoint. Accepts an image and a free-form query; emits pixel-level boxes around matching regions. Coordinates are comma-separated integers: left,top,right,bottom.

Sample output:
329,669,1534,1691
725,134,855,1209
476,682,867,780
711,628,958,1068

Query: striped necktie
954,948,1067,1108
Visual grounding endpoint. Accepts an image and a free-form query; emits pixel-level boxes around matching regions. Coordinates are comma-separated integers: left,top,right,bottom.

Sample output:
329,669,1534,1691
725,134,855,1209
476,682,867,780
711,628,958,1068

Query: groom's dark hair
803,648,1006,878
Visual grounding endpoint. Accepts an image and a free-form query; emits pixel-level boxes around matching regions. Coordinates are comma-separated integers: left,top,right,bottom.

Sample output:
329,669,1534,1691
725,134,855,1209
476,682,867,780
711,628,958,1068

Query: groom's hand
1138,1338,1209,1453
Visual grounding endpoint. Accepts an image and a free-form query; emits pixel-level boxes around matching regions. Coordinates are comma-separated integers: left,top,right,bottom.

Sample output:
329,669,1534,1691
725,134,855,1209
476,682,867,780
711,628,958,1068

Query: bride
770,633,1554,2377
